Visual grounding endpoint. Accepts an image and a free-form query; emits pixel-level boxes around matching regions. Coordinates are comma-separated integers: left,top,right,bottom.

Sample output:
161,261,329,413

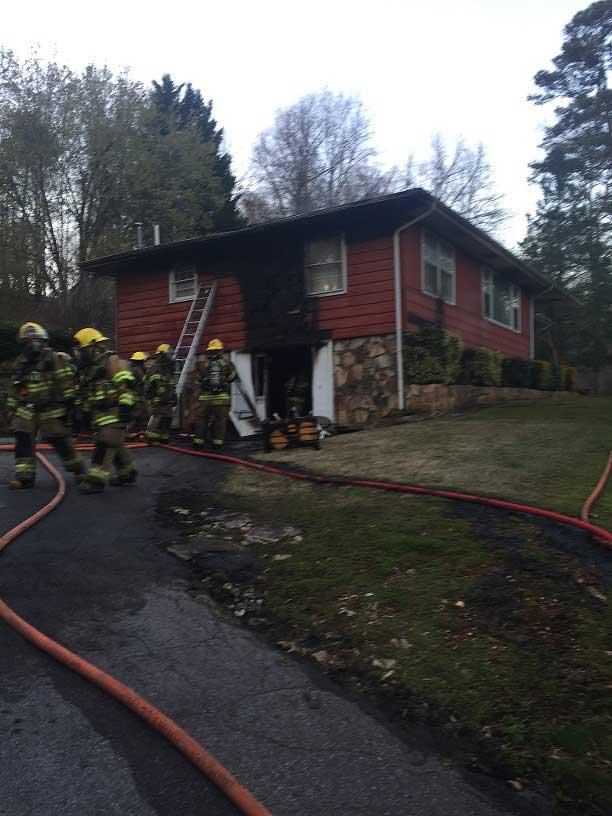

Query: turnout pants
86,425,136,487
145,405,174,443
194,396,230,447
13,413,82,484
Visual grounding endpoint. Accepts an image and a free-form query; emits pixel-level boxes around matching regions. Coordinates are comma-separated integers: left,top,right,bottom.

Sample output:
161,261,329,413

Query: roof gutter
393,202,437,412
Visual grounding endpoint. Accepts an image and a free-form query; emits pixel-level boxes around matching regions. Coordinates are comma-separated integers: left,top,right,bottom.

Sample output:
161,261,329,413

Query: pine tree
148,75,241,232
523,0,612,371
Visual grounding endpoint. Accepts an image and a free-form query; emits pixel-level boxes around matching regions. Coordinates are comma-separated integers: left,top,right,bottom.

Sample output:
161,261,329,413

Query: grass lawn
253,397,612,531
162,398,612,813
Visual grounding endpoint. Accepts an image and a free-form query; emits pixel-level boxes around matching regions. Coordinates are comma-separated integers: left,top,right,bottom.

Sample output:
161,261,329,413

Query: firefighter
5,322,85,489
73,328,138,493
127,351,150,439
144,344,177,444
193,339,236,450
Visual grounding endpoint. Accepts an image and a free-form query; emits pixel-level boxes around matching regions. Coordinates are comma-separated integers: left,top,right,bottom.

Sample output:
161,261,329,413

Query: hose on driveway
0,451,272,816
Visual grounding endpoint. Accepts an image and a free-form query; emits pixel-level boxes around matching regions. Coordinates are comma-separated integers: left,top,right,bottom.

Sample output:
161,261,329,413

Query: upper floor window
305,235,346,296
482,268,521,332
422,231,456,304
169,265,197,303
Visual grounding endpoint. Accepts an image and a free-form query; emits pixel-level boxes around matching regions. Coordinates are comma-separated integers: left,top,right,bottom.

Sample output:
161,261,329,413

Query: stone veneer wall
334,334,398,426
333,334,578,427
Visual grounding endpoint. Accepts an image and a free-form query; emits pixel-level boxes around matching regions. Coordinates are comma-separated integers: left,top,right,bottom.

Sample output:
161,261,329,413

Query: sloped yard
163,469,612,815
254,397,612,530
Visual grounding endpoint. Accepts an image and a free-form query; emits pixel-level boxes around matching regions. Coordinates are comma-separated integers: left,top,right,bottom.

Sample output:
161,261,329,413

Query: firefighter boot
73,461,87,485
109,469,138,487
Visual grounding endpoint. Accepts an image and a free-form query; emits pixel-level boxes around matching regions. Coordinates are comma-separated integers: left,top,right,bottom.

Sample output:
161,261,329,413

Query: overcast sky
3,0,587,246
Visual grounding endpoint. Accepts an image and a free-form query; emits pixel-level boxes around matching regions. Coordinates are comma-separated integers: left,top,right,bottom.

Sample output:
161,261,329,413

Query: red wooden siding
115,271,247,357
316,237,396,339
115,229,531,360
400,227,531,359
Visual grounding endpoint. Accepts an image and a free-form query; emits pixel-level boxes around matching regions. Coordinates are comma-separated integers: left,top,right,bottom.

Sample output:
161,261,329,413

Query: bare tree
245,90,395,220
406,134,509,233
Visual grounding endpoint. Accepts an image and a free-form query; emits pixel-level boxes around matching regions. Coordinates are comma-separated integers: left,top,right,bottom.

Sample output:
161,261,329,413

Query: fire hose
1,439,612,816
0,450,271,816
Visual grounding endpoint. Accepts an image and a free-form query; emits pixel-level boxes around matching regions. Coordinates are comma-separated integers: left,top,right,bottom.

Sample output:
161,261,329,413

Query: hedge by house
403,327,462,384
459,347,502,387
0,321,73,364
403,327,575,393
501,357,531,388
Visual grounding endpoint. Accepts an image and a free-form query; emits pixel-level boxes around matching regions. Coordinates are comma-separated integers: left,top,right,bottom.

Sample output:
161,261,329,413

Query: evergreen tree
522,0,612,372
148,74,241,232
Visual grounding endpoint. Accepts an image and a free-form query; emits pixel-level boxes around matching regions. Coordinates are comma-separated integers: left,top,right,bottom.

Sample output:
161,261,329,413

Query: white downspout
393,203,437,411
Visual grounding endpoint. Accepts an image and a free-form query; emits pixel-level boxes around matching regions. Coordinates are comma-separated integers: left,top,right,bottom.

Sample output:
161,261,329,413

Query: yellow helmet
74,327,109,348
18,322,48,342
206,338,224,352
155,343,172,355
130,351,148,362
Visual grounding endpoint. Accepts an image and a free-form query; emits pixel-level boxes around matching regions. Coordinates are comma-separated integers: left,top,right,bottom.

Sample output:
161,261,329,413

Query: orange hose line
0,443,148,452
581,450,612,523
159,443,612,549
581,450,612,546
0,454,66,554
0,453,272,816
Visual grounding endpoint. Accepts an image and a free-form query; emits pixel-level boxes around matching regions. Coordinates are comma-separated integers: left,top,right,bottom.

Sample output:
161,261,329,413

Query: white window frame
304,234,347,297
481,267,522,334
169,265,198,303
420,230,456,305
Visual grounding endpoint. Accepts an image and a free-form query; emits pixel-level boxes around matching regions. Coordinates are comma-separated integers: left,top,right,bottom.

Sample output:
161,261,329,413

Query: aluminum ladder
173,281,218,399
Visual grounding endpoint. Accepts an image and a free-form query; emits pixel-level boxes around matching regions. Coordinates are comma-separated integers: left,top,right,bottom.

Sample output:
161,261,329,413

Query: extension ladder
173,281,218,399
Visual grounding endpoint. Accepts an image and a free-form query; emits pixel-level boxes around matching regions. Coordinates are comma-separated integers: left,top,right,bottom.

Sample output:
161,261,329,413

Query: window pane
307,262,343,294
438,240,454,271
305,237,341,266
172,265,196,300
175,268,195,283
441,270,453,303
423,232,437,263
484,291,491,318
424,262,438,295
492,279,512,326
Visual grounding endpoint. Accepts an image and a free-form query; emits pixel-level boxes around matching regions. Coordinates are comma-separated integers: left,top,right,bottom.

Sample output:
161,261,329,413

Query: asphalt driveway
0,444,538,816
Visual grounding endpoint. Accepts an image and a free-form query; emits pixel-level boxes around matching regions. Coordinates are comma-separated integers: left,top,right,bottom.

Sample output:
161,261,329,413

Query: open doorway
255,345,312,419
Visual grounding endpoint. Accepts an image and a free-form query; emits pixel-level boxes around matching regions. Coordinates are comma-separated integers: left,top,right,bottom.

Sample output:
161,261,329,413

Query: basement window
305,236,347,296
482,268,521,332
169,265,198,303
422,231,456,304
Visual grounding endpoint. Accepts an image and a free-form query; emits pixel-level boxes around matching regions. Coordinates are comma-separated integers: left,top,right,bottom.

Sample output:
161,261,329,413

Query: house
80,188,557,433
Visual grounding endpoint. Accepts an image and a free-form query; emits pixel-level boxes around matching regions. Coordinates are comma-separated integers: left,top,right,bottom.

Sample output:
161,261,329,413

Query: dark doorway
257,345,312,418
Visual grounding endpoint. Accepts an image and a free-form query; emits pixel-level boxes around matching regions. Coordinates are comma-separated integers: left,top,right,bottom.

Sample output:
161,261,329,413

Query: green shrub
530,359,552,390
563,366,577,392
459,347,502,386
501,357,531,388
0,321,73,364
549,364,562,391
403,327,462,384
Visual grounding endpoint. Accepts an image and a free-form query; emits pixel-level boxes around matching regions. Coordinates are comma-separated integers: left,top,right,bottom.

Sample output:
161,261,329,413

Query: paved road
0,445,537,816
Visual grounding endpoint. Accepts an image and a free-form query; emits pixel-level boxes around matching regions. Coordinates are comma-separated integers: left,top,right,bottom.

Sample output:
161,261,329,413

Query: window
482,268,521,332
422,231,455,304
305,236,346,296
169,265,197,303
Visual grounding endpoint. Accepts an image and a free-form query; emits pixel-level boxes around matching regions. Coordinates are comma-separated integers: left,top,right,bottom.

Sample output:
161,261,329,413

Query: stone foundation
333,334,578,427
334,334,398,426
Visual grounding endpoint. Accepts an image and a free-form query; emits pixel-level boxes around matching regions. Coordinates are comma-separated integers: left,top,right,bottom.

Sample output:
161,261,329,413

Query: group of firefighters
2,322,237,494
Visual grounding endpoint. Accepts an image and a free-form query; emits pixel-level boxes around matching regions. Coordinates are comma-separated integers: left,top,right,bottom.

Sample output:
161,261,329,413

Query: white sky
3,0,587,247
